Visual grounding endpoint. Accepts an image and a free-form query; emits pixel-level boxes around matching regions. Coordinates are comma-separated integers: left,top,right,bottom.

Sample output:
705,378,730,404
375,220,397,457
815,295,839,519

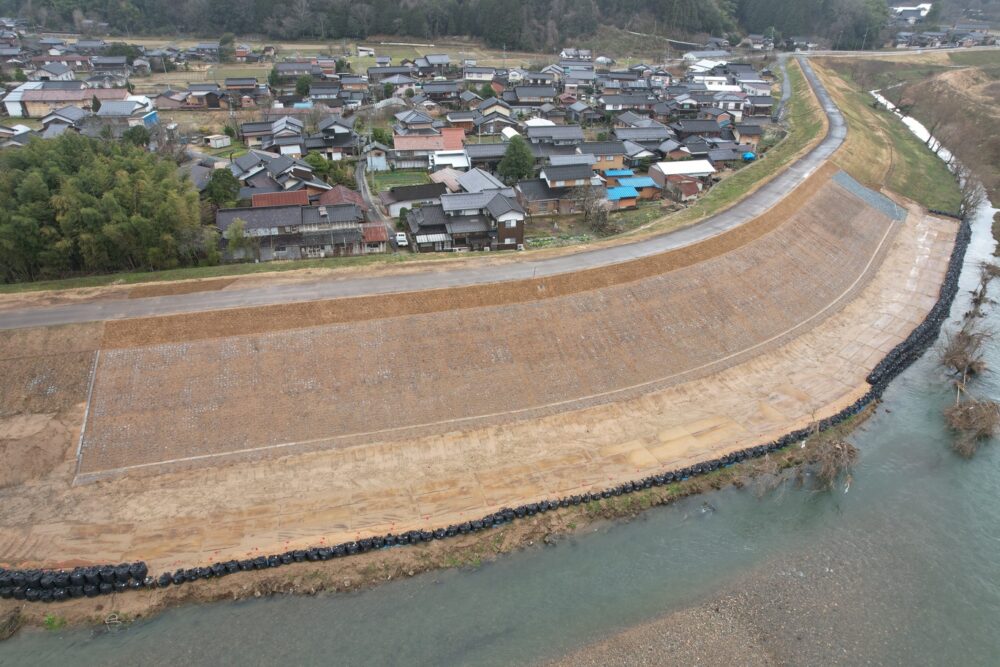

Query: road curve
0,57,844,331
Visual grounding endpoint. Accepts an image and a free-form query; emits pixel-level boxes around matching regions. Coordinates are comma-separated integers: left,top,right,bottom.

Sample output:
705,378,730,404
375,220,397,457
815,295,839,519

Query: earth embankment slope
81,168,896,478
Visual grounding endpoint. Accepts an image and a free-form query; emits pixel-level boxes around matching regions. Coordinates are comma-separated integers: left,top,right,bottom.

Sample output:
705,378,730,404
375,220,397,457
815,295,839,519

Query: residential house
379,182,449,217
367,65,416,83
526,125,584,146
413,54,450,77
79,99,158,139
240,115,304,148
392,109,464,167
539,163,595,189
406,187,525,251
670,119,724,139
421,80,461,104
578,141,627,172
90,55,130,78
318,184,368,213
193,42,221,60
382,73,418,95
463,66,495,82
29,62,75,81
664,174,703,202
40,105,88,137
509,85,556,106
650,160,717,187
234,44,253,61
217,203,365,260
225,77,259,95
252,189,310,208
733,123,763,148
3,81,128,118
230,150,331,200
30,53,91,73
607,186,639,210
616,176,660,200
567,101,601,124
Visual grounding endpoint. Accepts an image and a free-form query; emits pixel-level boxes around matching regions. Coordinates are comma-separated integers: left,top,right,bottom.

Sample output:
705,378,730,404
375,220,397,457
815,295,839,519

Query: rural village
0,10,992,262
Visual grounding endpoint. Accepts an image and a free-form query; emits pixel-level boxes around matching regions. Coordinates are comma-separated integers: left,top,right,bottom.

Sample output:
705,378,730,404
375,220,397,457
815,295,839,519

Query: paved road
0,57,845,331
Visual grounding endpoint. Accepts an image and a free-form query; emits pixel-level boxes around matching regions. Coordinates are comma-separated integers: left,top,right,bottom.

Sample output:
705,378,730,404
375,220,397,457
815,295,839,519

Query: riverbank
0,411,873,634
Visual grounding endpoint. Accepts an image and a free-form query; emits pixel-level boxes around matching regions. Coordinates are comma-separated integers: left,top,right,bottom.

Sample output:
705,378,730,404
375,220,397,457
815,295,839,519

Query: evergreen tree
0,133,208,282
204,168,241,207
497,135,533,184
296,74,313,97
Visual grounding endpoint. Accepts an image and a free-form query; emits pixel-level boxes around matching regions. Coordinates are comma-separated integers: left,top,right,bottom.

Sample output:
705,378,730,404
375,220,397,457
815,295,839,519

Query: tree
91,95,102,112
383,82,394,99
0,133,208,283
304,152,332,179
13,68,27,82
204,168,241,207
121,125,151,147
404,88,415,99
268,66,280,88
225,218,257,260
371,127,393,146
295,74,313,97
497,135,533,184
571,185,620,235
478,82,494,99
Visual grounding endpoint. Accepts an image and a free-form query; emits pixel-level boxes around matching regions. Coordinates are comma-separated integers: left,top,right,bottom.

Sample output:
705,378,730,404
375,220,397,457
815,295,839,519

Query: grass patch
43,614,66,631
816,59,961,213
948,51,1000,68
372,169,431,191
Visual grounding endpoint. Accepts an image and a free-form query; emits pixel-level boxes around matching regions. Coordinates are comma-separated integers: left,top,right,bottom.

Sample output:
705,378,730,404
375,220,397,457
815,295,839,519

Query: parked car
395,232,409,247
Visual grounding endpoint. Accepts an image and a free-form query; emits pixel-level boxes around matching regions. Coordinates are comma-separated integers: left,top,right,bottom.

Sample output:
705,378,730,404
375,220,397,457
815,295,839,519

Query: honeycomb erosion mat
0,214,971,605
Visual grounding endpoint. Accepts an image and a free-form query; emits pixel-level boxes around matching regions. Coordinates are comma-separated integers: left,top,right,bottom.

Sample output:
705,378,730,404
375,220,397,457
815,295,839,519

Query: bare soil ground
80,175,895,479
0,191,955,592
0,324,102,488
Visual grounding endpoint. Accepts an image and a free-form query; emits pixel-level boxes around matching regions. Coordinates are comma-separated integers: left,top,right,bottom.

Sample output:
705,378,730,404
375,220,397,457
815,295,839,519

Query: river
3,144,999,667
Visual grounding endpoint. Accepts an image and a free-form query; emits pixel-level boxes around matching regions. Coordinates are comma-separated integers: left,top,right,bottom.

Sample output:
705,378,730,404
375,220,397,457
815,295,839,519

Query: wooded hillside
5,0,896,51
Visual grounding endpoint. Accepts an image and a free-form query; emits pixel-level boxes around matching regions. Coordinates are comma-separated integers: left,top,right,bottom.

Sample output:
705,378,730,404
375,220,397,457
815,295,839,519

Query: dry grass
808,438,860,491
945,401,1000,459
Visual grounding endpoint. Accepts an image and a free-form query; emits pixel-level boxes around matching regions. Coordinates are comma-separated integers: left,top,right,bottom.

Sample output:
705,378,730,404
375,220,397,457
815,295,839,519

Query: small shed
204,134,231,149
607,186,639,210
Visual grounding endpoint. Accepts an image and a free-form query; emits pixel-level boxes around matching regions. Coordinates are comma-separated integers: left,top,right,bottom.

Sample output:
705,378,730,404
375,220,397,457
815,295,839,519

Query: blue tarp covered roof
607,186,640,201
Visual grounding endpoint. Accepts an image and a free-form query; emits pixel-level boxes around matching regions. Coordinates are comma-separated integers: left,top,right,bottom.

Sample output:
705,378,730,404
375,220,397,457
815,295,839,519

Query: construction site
0,158,958,573
0,56,966,609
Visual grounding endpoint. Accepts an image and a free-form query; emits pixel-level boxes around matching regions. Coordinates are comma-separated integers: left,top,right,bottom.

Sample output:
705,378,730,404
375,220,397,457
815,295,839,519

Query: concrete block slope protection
0,57,846,331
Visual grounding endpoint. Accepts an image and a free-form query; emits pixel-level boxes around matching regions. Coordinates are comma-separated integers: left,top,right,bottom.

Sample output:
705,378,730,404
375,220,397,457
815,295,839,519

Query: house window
504,238,517,245
505,220,518,229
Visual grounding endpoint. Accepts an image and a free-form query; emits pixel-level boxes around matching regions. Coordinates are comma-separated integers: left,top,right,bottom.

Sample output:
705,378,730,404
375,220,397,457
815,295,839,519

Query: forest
4,0,897,52
0,133,216,283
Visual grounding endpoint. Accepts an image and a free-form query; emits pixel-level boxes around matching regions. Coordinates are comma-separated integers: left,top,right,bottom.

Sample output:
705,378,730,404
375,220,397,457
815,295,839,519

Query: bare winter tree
941,262,1000,457
571,185,622,236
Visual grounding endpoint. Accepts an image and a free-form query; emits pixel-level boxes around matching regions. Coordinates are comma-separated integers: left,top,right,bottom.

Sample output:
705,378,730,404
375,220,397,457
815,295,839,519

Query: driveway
0,57,844,331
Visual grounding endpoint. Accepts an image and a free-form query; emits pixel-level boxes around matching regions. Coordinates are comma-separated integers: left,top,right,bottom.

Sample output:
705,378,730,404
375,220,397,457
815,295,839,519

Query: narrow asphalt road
0,57,844,330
